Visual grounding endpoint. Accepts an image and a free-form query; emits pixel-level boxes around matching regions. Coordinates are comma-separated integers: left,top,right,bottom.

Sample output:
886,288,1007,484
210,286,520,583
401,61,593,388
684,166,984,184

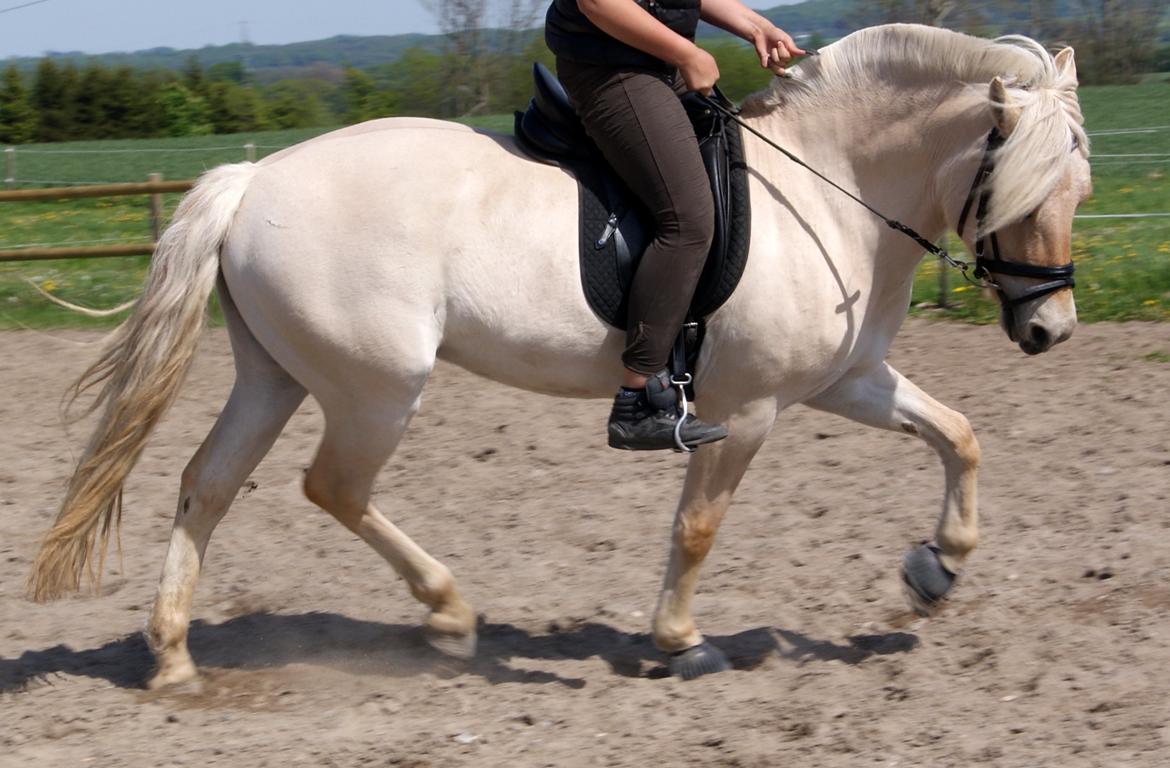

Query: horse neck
741,80,988,270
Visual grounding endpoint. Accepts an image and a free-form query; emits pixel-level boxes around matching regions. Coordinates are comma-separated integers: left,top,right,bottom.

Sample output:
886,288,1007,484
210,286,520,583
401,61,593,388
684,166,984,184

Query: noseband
956,129,1076,312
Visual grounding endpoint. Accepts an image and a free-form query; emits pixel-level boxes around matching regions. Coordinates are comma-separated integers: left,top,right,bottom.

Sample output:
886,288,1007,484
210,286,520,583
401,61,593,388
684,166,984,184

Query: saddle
513,63,751,385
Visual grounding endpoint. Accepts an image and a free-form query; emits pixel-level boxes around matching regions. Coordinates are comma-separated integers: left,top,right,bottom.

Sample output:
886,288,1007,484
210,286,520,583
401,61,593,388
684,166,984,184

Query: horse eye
1070,135,1080,152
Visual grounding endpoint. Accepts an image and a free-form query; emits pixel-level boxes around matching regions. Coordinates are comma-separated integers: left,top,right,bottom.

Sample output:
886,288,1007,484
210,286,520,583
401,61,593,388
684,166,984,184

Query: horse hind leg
147,289,307,689
303,383,477,659
806,361,980,615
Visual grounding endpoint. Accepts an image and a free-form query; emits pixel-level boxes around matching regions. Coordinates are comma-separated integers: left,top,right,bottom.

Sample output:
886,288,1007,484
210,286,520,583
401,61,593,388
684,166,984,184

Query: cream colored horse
29,24,1090,685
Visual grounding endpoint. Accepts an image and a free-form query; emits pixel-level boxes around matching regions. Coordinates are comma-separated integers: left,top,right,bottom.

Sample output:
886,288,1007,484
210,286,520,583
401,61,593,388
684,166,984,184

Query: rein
702,96,1076,311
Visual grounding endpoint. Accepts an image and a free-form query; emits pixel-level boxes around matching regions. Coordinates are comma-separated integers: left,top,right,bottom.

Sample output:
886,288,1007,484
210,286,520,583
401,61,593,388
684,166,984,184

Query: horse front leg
653,397,777,679
806,361,980,614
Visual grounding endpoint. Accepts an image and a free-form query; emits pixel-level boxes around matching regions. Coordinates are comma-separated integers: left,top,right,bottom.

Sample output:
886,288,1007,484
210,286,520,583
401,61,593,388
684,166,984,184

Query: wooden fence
0,175,194,262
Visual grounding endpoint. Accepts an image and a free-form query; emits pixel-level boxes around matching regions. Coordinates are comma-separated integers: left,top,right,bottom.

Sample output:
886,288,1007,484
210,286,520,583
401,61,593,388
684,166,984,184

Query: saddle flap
513,64,751,332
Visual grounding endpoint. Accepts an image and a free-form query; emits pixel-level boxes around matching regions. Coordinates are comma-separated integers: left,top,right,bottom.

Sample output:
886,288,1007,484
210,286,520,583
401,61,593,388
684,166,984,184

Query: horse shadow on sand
0,612,919,693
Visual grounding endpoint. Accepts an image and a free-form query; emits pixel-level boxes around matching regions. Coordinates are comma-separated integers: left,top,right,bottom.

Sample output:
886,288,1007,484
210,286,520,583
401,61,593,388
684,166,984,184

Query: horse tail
29,162,257,602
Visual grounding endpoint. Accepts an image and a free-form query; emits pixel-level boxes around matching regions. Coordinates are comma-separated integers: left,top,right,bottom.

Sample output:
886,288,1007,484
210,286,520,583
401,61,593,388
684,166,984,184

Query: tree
207,81,266,133
183,55,209,98
1061,0,1165,83
73,65,120,139
341,65,381,124
157,82,214,137
421,0,543,116
0,66,36,145
263,80,330,129
385,47,448,117
32,59,78,142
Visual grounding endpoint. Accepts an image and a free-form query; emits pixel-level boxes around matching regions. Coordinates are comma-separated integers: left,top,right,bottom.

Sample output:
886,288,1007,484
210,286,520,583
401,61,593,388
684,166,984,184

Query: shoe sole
607,431,729,451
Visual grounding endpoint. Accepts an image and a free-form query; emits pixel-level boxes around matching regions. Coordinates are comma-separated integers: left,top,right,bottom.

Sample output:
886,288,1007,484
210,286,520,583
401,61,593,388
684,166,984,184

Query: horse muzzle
1002,287,1077,355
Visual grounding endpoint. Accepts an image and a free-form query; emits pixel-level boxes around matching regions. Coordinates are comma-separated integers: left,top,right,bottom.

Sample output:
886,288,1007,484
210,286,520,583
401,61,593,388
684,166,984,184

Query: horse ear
989,76,1022,136
1054,47,1077,82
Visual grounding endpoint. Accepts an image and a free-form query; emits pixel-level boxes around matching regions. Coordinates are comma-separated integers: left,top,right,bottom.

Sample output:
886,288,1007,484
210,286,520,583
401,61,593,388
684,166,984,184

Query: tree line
0,36,782,145
1,0,1165,145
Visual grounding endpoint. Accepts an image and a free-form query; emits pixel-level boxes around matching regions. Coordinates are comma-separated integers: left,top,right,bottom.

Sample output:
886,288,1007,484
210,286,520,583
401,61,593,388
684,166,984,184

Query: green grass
2,83,1168,328
911,82,1170,323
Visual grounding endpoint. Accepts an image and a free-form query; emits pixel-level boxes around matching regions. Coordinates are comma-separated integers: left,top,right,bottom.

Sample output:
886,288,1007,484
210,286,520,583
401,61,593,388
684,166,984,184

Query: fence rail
0,175,194,263
0,243,157,262
0,179,193,203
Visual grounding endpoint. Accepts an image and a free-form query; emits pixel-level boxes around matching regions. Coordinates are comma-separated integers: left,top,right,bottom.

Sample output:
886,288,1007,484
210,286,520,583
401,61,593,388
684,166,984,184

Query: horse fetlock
935,525,978,566
146,649,198,690
425,602,477,659
407,564,459,606
426,596,475,635
652,616,702,653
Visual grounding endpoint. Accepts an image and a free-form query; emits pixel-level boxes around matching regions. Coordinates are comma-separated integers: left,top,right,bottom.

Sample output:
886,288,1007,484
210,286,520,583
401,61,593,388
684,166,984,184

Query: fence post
148,173,163,243
937,255,949,309
4,147,14,189
244,142,256,162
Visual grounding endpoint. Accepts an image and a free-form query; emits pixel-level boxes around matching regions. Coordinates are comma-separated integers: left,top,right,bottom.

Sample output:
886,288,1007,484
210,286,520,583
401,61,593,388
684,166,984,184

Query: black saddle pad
514,63,751,330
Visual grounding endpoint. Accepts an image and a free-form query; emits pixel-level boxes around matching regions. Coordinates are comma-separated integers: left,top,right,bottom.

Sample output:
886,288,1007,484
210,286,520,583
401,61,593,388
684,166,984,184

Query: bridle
703,97,1076,318
957,128,1076,316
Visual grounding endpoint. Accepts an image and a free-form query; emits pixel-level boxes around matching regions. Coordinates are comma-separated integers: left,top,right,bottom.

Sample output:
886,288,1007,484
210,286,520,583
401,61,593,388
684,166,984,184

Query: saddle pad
575,106,751,330
514,63,751,330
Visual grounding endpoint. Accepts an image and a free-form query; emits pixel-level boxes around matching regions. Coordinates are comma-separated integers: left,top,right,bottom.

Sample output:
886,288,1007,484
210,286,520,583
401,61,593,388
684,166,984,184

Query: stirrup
671,372,694,453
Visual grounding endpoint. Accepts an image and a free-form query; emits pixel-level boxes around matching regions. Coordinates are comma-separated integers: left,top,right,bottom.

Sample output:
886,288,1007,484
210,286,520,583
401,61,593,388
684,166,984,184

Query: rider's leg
557,61,725,450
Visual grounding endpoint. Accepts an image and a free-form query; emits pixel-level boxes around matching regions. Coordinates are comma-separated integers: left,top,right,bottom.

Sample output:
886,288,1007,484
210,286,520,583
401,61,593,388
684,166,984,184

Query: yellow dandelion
1143,299,1159,306
41,279,56,291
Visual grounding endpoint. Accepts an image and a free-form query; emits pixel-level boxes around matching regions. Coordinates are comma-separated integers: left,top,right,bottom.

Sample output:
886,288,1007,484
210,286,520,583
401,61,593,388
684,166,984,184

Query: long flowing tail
28,162,257,601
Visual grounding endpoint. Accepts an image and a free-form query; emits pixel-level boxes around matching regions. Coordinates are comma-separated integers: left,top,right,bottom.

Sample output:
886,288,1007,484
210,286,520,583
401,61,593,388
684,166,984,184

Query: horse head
953,44,1090,355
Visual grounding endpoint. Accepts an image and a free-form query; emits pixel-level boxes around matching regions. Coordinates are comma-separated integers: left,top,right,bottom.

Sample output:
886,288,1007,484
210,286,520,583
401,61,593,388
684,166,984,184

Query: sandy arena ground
1,318,1169,767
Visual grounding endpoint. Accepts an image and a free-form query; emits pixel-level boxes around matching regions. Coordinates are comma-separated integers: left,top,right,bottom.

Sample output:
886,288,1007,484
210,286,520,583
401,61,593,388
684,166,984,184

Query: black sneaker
607,370,728,451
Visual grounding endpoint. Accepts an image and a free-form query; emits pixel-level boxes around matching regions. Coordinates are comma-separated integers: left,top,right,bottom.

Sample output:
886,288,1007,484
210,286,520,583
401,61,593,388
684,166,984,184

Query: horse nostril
1028,323,1050,350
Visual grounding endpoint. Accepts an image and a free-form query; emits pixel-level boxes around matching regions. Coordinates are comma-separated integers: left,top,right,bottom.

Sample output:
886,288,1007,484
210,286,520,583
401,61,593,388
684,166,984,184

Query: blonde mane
747,24,1090,234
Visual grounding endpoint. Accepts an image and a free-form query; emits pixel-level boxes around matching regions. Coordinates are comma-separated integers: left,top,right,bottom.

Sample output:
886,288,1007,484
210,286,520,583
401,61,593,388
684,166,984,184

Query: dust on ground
2,319,1169,767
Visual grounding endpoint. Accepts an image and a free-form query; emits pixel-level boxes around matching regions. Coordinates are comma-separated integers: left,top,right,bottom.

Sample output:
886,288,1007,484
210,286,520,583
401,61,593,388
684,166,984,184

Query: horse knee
676,511,721,559
953,418,981,470
932,411,980,471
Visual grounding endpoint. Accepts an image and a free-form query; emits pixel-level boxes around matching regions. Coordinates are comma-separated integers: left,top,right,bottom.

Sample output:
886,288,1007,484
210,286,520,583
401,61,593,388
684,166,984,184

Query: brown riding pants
556,59,715,375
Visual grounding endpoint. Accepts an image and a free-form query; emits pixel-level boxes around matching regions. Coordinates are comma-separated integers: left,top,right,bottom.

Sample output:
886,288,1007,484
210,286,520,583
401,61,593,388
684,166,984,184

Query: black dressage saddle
513,64,751,347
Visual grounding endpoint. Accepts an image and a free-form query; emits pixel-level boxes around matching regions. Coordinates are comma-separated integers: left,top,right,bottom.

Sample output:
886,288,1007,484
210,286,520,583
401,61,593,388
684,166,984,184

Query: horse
27,24,1090,686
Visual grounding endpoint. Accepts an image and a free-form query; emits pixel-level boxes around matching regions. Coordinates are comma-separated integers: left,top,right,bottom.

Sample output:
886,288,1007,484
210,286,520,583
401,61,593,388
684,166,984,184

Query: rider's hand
751,24,805,75
678,45,720,96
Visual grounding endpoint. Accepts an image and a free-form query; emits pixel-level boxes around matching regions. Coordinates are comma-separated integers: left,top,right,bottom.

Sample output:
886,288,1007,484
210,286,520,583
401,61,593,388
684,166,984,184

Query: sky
1,0,801,59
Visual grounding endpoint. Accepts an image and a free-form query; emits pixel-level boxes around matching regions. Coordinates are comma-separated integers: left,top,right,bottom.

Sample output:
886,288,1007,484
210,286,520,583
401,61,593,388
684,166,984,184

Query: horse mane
745,24,1090,234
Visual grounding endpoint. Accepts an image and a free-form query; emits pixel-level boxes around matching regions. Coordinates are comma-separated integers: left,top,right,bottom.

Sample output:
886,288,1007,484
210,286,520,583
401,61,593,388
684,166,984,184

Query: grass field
911,82,1170,323
1,84,1167,328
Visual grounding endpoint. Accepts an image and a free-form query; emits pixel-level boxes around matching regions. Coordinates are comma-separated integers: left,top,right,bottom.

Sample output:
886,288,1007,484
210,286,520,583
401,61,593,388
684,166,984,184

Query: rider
545,0,803,451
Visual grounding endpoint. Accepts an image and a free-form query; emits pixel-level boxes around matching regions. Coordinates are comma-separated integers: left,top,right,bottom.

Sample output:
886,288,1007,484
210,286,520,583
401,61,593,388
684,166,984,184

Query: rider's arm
698,0,805,70
576,0,719,92
576,0,697,67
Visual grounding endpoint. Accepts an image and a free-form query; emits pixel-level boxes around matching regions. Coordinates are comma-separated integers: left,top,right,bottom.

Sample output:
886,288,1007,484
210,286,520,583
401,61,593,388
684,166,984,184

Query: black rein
702,97,1076,313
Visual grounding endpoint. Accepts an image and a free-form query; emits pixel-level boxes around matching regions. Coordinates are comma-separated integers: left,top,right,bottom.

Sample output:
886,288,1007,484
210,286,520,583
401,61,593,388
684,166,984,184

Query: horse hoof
425,628,478,660
901,544,957,616
669,641,732,680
